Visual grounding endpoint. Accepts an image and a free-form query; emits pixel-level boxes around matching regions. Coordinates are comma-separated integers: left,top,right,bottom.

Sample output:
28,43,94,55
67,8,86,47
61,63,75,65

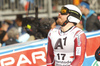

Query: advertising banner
0,30,100,66
0,39,48,66
83,30,100,66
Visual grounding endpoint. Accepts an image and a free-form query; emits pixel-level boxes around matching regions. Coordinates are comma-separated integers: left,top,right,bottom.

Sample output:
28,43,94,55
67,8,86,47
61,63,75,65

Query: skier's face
56,13,69,26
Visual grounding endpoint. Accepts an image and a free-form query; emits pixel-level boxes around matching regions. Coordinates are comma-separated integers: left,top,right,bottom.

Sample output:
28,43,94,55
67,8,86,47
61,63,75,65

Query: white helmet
63,4,82,24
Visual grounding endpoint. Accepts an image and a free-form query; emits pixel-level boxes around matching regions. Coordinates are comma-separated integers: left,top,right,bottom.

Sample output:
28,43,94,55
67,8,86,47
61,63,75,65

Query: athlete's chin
56,19,63,25
57,21,62,25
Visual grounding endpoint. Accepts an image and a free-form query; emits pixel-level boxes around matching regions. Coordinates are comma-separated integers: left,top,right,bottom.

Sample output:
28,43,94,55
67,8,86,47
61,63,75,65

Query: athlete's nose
58,12,61,15
58,12,61,17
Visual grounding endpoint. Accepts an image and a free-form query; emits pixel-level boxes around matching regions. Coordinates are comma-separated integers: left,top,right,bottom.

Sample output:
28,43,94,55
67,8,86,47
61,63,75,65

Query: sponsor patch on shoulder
76,47,81,55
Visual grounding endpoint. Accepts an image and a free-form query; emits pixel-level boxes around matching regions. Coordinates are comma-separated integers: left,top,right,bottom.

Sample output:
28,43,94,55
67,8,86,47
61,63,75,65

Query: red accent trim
71,33,86,66
46,37,55,66
58,27,61,36
70,56,74,58
74,30,81,37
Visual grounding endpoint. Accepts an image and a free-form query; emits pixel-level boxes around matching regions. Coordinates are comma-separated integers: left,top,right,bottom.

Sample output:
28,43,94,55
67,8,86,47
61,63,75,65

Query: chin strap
61,15,70,26
61,20,69,26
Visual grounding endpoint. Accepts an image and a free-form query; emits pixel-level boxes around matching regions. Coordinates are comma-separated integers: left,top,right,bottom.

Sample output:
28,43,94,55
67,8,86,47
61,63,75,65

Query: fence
0,0,100,20
88,0,100,13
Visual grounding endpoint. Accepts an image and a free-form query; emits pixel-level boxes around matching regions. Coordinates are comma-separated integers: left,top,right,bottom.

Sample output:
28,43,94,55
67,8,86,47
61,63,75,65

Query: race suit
46,26,87,66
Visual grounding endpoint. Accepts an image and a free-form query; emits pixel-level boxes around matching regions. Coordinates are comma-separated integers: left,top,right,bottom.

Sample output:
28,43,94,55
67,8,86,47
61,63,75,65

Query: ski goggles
60,7,82,20
60,7,69,15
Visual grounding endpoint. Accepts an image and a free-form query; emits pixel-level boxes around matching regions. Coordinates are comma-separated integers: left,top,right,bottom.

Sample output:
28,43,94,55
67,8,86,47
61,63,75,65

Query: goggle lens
60,7,68,15
60,7,81,20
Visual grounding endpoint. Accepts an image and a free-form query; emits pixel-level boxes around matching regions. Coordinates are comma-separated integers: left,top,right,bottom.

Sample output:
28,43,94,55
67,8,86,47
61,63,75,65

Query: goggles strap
70,12,81,20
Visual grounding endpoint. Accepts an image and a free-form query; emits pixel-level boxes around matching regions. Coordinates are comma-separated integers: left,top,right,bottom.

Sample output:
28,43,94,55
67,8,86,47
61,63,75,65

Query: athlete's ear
67,13,70,16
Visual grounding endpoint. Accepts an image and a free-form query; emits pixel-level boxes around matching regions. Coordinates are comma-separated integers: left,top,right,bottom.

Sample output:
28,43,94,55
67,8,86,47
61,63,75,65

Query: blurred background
0,0,100,20
0,1,100,66
0,0,100,47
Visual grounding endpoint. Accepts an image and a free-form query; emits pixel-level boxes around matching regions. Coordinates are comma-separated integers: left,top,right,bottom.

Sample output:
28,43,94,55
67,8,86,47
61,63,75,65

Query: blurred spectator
25,24,38,40
8,14,26,36
26,22,43,40
0,20,11,47
15,14,26,35
27,35,35,41
79,1,100,32
39,18,55,38
5,27,19,45
18,33,30,42
51,22,56,29
4,19,13,25
0,23,9,31
0,30,8,47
